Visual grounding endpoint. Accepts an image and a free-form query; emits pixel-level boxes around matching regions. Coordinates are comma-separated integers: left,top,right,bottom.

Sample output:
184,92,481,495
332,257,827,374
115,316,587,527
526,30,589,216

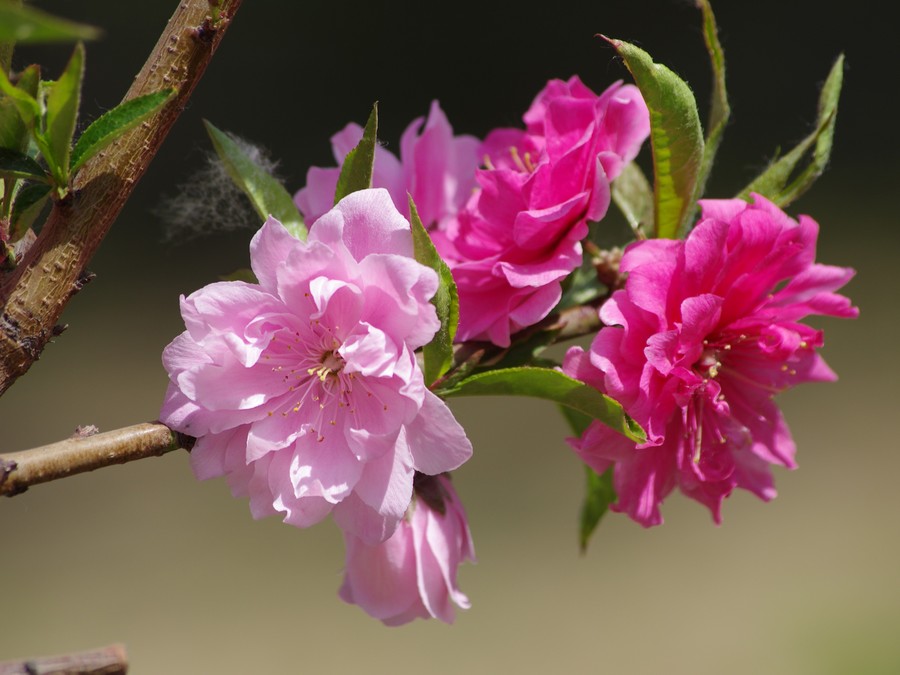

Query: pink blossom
444,76,649,346
160,189,473,543
339,473,474,626
294,101,481,233
563,194,858,526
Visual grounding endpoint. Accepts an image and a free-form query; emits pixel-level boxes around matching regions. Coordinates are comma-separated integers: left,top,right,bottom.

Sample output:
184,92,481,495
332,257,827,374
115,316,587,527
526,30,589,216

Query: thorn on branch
52,323,68,337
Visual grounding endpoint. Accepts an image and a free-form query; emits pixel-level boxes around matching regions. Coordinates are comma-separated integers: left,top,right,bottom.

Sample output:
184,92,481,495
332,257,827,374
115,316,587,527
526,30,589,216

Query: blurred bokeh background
2,1,897,673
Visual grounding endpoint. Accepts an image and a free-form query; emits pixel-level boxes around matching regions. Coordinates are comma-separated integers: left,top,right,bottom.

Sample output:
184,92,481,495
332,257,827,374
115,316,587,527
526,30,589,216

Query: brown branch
0,0,244,396
0,422,192,497
0,644,127,675
0,301,602,496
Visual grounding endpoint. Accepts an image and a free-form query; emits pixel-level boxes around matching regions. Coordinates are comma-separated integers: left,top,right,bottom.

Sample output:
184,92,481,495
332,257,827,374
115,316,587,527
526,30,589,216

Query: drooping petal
405,390,474,474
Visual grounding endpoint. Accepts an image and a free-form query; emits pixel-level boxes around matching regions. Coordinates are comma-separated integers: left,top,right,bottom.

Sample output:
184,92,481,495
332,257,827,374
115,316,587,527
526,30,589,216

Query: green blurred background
2,2,897,673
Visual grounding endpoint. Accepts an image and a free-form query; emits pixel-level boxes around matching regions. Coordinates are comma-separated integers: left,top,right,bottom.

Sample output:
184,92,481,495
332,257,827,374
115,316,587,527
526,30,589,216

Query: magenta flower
294,101,481,233
339,473,475,626
160,189,473,543
444,76,649,346
563,194,858,526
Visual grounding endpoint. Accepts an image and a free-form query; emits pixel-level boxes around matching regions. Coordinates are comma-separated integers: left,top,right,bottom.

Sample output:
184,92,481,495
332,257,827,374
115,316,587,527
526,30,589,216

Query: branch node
175,431,197,452
74,271,96,292
0,457,22,496
72,425,101,439
190,18,218,44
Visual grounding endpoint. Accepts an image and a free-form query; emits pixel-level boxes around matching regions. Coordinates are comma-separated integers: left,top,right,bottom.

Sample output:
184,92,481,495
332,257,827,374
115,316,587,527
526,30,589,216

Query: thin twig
0,643,127,675
0,422,192,497
0,0,244,396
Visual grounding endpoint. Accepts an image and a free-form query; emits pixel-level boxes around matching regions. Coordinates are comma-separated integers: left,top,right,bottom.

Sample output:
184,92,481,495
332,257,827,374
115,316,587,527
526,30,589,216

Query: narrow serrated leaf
204,120,306,239
485,326,562,372
0,0,17,75
0,4,100,43
444,366,645,443
559,404,593,437
558,405,617,552
0,65,39,153
0,64,40,131
738,55,844,207
0,147,48,181
694,0,730,207
611,161,654,235
333,104,377,204
580,465,616,552
9,181,50,239
409,196,458,385
70,90,174,172
43,42,84,185
605,36,704,240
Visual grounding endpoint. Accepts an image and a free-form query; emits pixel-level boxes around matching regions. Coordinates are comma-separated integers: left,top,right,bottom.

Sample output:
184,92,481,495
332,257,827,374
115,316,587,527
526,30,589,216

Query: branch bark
0,422,192,497
0,643,127,675
0,0,244,396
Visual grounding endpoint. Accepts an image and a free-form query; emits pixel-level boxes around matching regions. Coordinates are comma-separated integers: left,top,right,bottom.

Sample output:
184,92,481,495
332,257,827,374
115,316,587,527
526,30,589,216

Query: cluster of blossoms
444,76,649,345
562,195,858,525
297,77,650,346
161,189,473,623
162,71,856,625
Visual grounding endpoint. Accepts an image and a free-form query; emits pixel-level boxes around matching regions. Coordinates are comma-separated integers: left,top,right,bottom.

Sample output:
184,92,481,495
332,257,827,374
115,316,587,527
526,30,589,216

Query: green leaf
610,161,654,235
70,90,174,173
605,36,704,240
0,0,17,76
0,147,47,181
9,181,50,239
0,4,100,44
443,366,645,443
486,326,562,373
0,64,41,132
409,196,458,386
558,405,617,552
43,42,85,186
204,120,306,239
693,0,730,207
738,54,844,207
333,103,377,204
579,465,616,553
0,64,40,154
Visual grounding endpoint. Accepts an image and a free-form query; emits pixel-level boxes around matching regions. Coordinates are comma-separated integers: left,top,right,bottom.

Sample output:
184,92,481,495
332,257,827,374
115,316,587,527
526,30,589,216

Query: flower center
508,146,536,173
308,349,345,382
482,146,536,174
695,347,721,379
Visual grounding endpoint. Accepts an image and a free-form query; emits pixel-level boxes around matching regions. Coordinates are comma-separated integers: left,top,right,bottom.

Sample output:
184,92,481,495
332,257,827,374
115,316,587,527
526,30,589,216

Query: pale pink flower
445,76,650,346
340,473,474,626
160,189,473,543
563,194,858,526
294,101,481,233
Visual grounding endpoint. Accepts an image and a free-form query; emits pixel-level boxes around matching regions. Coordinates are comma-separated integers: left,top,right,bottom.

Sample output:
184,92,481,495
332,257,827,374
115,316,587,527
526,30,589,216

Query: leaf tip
597,34,620,49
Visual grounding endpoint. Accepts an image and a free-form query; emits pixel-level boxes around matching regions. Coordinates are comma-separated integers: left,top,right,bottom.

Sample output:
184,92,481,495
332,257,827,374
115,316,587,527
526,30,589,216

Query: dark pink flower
444,76,649,346
294,101,480,234
339,474,474,626
563,194,858,526
160,189,472,543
